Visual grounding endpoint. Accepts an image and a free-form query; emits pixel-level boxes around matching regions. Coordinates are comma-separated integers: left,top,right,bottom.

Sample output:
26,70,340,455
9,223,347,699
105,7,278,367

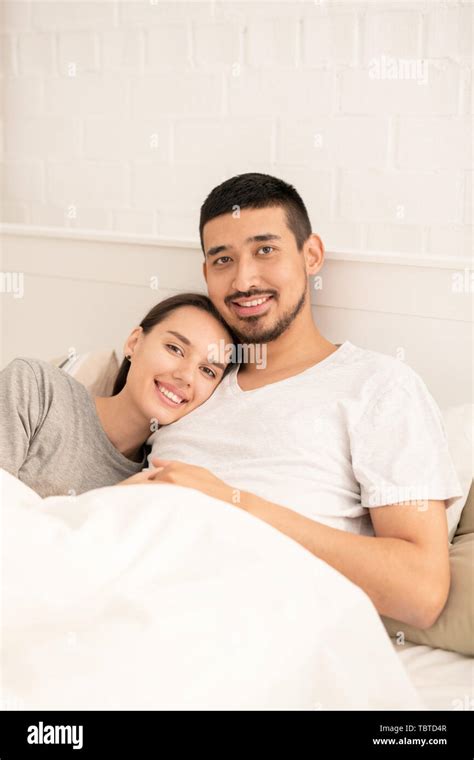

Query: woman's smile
154,379,189,408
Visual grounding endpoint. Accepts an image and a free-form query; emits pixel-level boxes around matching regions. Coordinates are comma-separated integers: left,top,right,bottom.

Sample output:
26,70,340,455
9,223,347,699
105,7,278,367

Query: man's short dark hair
199,172,312,254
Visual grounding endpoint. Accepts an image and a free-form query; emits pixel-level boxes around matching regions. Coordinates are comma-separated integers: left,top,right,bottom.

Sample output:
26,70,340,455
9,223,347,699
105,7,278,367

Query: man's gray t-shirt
0,357,149,497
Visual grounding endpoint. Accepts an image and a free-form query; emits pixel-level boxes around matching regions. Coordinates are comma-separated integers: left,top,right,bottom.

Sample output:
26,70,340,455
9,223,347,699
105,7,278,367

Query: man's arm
233,491,450,630
146,458,451,630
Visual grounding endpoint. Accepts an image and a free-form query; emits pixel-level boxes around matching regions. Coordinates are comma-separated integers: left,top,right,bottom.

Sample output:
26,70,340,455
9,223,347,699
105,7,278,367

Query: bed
1,472,425,711
0,225,472,711
1,468,472,712
394,641,473,711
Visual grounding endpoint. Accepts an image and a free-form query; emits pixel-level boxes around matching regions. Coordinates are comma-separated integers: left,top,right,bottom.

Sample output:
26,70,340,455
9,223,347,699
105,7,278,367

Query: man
137,173,463,630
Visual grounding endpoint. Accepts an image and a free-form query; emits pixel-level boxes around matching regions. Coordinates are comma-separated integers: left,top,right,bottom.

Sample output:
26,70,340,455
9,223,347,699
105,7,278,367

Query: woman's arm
0,358,41,476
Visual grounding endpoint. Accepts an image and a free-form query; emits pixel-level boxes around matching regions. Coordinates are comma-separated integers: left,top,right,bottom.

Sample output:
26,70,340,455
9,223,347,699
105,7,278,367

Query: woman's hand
116,468,164,486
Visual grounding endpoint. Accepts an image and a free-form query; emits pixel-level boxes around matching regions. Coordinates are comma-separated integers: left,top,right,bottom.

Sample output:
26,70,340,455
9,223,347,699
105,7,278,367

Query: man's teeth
237,296,270,307
157,383,185,404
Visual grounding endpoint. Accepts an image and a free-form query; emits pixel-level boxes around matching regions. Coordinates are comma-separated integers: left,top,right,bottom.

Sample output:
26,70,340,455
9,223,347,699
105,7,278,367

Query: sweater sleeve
0,358,42,477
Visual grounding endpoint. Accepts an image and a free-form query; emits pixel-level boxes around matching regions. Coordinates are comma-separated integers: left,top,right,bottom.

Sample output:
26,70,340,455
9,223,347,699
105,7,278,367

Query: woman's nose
172,362,193,386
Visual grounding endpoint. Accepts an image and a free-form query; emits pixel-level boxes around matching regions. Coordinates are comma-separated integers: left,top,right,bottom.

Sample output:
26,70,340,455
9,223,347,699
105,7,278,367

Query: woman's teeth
155,382,185,404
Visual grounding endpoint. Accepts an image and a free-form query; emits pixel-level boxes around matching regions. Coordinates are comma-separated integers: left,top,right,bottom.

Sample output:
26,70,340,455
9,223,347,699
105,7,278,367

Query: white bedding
394,641,474,711
0,470,424,710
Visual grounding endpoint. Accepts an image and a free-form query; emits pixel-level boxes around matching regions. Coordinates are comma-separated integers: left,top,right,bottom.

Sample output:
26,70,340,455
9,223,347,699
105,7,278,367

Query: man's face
202,206,312,344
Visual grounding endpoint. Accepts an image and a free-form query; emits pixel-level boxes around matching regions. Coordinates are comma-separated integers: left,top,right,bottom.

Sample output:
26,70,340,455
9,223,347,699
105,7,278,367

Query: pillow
441,403,473,542
50,350,119,396
381,480,474,656
455,476,474,537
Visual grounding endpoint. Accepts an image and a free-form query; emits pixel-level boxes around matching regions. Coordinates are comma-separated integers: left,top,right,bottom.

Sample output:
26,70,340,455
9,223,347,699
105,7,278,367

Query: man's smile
229,294,275,318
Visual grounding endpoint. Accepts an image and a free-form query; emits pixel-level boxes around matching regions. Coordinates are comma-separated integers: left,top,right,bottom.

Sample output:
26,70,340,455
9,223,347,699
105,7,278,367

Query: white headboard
1,225,471,409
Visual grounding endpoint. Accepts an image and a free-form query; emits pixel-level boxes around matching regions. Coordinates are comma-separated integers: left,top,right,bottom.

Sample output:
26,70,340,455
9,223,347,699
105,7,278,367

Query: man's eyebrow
165,331,225,371
205,233,282,259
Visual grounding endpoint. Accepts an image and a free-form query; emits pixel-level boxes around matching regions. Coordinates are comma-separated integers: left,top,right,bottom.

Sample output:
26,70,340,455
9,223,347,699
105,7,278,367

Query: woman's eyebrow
165,331,225,371
165,330,191,346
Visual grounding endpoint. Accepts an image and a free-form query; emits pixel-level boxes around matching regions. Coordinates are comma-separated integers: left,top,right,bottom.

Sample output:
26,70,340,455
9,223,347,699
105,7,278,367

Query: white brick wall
339,170,464,224
339,63,460,115
57,31,99,74
397,117,472,169
17,31,55,75
361,10,421,64
1,0,472,257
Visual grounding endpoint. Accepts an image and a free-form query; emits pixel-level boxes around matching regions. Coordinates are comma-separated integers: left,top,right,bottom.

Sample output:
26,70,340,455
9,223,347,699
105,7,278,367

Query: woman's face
123,306,232,426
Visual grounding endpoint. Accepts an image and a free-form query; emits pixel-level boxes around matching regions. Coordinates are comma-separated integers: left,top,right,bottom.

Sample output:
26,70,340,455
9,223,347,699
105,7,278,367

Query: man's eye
201,366,216,378
258,246,273,255
166,344,184,356
214,256,231,266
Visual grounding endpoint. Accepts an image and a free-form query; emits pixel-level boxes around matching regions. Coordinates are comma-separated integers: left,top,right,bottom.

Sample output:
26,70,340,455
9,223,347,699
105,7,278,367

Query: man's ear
304,234,325,276
202,260,208,284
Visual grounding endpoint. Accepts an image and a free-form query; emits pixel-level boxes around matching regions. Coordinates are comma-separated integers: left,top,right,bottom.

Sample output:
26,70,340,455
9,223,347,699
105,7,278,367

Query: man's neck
236,316,338,389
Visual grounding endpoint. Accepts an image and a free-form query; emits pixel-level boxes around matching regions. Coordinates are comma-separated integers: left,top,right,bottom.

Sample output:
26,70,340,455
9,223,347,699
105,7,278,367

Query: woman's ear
303,233,325,276
123,326,143,360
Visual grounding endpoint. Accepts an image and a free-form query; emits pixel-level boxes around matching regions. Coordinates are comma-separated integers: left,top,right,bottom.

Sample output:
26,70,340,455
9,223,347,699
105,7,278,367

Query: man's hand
147,458,233,503
117,459,234,504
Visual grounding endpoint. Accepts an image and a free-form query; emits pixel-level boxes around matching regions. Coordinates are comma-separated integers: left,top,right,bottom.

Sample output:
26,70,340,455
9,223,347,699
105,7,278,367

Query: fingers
151,457,172,467
118,469,166,486
148,466,165,480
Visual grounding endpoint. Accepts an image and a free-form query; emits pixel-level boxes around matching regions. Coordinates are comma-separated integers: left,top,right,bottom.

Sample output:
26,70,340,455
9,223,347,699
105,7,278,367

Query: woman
0,293,237,498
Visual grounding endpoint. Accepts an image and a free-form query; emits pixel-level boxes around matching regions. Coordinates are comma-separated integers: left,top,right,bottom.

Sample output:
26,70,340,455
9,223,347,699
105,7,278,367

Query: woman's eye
166,344,184,357
201,366,216,378
214,256,231,266
258,246,273,255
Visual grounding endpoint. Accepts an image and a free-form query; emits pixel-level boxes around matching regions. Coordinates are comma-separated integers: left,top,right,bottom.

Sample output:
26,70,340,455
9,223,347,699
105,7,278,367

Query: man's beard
231,285,307,344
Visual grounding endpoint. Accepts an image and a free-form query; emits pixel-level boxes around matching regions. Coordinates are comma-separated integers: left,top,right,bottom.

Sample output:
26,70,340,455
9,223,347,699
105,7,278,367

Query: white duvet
0,470,423,710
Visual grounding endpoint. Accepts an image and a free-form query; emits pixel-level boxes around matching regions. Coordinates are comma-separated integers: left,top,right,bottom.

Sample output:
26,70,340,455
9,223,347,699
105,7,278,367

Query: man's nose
231,255,262,293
